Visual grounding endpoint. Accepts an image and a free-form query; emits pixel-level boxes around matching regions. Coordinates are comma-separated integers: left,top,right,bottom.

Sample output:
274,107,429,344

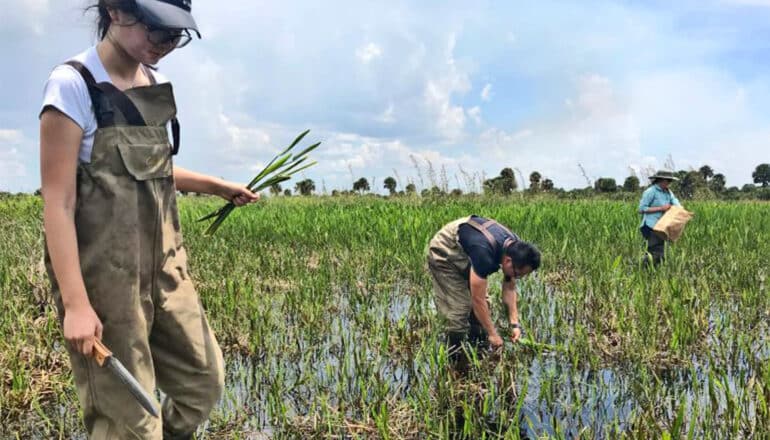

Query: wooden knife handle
92,339,112,367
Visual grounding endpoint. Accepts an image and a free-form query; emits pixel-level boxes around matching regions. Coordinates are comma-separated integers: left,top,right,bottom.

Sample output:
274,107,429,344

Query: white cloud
468,65,770,187
3,0,769,192
0,148,26,189
424,80,467,142
422,34,471,142
474,74,643,188
621,67,769,184
219,114,271,154
376,103,396,124
700,131,770,185
356,42,383,63
468,106,482,125
481,83,493,101
0,129,28,191
0,129,24,144
314,131,469,192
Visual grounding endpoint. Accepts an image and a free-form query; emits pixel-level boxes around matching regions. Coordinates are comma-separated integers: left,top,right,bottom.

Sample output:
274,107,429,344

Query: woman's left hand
217,181,260,206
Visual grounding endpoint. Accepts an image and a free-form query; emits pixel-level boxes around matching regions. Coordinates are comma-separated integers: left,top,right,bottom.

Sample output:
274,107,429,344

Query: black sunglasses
142,22,192,49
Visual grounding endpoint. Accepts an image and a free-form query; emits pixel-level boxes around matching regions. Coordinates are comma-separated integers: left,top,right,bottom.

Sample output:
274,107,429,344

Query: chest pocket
117,143,172,181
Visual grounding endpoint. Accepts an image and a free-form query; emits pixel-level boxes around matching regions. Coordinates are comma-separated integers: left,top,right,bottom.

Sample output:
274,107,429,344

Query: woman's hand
216,181,260,206
63,303,103,357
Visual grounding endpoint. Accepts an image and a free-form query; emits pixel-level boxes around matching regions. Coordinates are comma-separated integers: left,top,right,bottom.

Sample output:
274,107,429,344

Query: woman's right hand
659,204,672,212
63,303,103,357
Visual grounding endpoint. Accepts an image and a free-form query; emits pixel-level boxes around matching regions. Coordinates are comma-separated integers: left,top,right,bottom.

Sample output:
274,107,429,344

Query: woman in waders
39,1,258,438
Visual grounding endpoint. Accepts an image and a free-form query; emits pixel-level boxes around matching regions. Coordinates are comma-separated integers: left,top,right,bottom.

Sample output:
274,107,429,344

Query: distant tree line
17,163,770,200
307,163,769,200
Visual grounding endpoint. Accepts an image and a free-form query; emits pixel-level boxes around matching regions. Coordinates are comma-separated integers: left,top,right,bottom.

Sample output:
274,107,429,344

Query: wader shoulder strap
65,61,147,127
142,64,180,155
466,218,518,253
465,218,497,247
171,118,180,155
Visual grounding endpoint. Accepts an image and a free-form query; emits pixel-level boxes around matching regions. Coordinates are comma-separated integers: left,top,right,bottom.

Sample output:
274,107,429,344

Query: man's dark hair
88,1,139,40
506,241,541,271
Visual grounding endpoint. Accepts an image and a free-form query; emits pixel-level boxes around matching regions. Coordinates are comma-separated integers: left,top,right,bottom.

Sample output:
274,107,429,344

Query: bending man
427,215,541,371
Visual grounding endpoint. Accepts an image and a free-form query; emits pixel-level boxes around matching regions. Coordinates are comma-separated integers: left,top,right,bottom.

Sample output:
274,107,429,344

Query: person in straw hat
638,170,681,266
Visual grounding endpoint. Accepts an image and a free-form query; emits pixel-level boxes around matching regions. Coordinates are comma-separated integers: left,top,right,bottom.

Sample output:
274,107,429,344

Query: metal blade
105,357,160,418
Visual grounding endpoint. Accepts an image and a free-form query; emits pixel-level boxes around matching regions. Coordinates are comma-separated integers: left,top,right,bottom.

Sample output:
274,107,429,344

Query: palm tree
529,171,541,191
699,165,714,181
383,177,397,195
622,176,640,192
753,163,770,187
483,168,517,195
594,178,617,193
353,177,370,194
295,179,315,196
710,173,726,192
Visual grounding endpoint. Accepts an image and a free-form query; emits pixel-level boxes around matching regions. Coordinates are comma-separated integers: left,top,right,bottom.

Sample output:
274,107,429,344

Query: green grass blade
197,204,228,222
283,161,318,177
256,130,312,173
246,153,292,189
253,175,292,192
292,141,321,160
284,129,311,153
204,203,237,236
280,157,309,174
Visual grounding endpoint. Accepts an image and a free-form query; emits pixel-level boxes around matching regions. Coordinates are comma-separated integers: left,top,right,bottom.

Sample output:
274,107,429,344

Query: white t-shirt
40,46,170,163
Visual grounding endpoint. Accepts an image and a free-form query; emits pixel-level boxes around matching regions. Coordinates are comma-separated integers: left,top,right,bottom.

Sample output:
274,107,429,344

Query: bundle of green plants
198,129,320,235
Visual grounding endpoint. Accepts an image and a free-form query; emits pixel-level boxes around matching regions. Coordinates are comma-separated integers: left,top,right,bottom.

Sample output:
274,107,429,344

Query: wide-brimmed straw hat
648,170,679,181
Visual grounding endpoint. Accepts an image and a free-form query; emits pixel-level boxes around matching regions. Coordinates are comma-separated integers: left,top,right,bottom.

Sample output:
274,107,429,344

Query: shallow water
13,278,770,439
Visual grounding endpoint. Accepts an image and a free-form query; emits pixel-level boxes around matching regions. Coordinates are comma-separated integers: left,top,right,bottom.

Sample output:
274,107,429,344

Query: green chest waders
45,62,224,439
427,216,516,334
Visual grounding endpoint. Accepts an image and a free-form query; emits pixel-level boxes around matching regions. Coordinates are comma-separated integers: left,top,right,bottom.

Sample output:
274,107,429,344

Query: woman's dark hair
87,1,139,40
506,241,541,271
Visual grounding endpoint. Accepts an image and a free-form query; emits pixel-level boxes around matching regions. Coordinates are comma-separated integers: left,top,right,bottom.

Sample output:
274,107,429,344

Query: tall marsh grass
1,195,768,438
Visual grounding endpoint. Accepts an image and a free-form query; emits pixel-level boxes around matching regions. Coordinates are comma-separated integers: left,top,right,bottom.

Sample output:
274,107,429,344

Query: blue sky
1,0,769,193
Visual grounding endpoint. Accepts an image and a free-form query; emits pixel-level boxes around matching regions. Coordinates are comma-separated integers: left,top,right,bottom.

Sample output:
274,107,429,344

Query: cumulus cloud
0,129,24,145
2,0,769,192
356,43,383,63
474,74,643,188
376,103,396,124
468,106,482,125
481,83,492,102
0,129,28,191
314,131,469,192
422,34,471,142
